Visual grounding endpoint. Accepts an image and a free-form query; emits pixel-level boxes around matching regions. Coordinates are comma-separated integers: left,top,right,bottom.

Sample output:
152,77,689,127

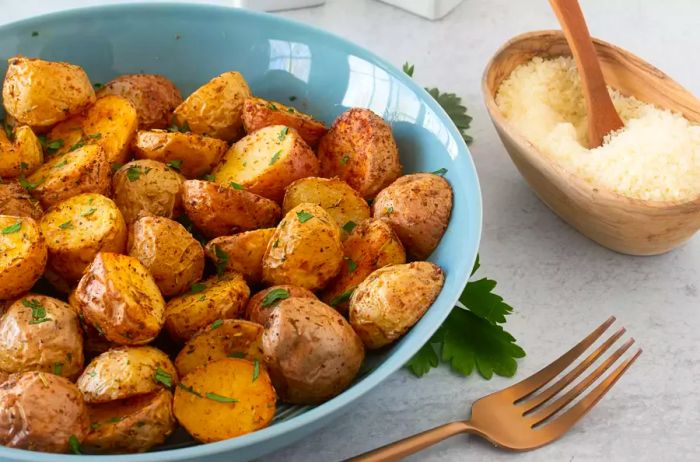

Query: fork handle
345,421,474,462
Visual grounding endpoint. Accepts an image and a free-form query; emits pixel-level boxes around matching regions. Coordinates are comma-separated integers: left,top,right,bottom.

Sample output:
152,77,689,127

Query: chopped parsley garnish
93,82,103,89
261,288,290,307
126,166,143,182
111,162,123,172
203,174,216,181
53,159,68,169
385,206,394,216
23,299,51,324
68,435,81,454
272,239,279,248
342,221,357,234
90,422,101,430
228,351,245,359
269,150,282,165
229,182,244,190
154,367,173,389
31,31,39,37
59,220,74,230
345,257,358,273
287,107,295,113
277,127,288,142
53,362,63,375
252,359,260,382
267,102,278,111
2,119,13,141
431,167,448,176
69,133,101,152
289,95,297,101
198,295,206,302
190,283,206,294
178,383,202,397
214,245,229,277
340,154,350,165
205,392,238,403
18,175,45,191
296,210,313,223
106,416,124,424
81,208,97,217
1,222,21,234
45,139,64,152
330,289,354,307
402,62,415,77
20,162,28,170
167,118,190,133
210,319,223,330
166,159,183,170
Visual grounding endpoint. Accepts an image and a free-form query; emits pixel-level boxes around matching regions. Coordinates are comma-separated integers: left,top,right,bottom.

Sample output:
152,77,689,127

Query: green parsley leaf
228,351,245,359
385,206,394,216
203,174,216,181
126,166,142,182
93,82,103,89
289,95,297,101
402,62,415,77
197,295,206,302
345,257,358,273
68,435,81,454
471,254,480,276
190,283,206,294
205,392,238,403
214,245,229,277
340,154,350,165
23,299,51,324
81,208,97,217
272,239,279,248
267,102,278,111
19,162,28,170
1,222,21,234
46,139,64,152
53,159,68,169
261,288,290,307
178,383,202,397
252,359,260,382
90,422,101,430
406,339,439,377
167,118,190,133
459,277,513,325
229,181,244,190
154,367,173,389
210,319,223,330
342,221,357,234
431,167,448,176
166,159,183,170
53,362,63,376
110,162,123,172
31,31,39,37
277,127,288,142
425,87,473,145
106,416,124,424
2,119,13,141
59,220,74,230
296,210,313,223
330,289,354,307
269,150,282,165
18,175,45,191
287,107,295,113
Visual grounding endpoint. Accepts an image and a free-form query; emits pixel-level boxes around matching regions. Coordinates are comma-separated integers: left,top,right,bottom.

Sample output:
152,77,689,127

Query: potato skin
372,173,453,260
242,97,327,146
246,285,317,326
182,180,281,238
0,295,84,379
349,262,445,349
0,125,43,177
0,215,47,300
84,95,139,165
128,216,204,297
318,108,402,199
112,159,185,224
96,74,183,129
0,371,90,453
262,203,343,291
262,297,364,404
205,229,275,284
0,181,43,220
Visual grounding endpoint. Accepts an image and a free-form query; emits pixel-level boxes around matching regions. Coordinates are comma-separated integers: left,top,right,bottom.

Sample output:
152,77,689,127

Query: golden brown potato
0,124,43,177
242,97,327,146
0,295,84,379
128,216,204,297
0,215,47,300
74,252,165,345
45,113,85,158
173,71,251,142
175,319,264,377
96,74,183,129
182,180,280,238
2,56,95,129
349,262,444,349
83,388,175,454
282,177,370,240
0,371,90,453
212,125,319,202
246,285,317,326
132,130,228,178
321,218,406,313
372,173,453,260
164,273,250,343
82,95,139,165
262,297,364,404
40,193,127,283
0,180,43,220
318,108,402,199
262,203,343,290
173,358,275,443
205,229,275,284
112,159,185,224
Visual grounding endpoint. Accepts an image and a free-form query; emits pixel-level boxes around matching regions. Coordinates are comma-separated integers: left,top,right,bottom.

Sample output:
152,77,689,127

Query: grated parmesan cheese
495,56,700,202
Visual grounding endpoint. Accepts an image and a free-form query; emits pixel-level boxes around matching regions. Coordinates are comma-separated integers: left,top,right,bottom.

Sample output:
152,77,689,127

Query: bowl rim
0,3,482,461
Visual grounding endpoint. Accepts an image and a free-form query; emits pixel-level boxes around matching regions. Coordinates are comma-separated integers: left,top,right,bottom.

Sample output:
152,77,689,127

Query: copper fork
347,317,641,461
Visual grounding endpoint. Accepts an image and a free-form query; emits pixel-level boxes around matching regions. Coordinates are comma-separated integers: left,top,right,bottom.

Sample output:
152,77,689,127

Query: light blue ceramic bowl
0,3,481,461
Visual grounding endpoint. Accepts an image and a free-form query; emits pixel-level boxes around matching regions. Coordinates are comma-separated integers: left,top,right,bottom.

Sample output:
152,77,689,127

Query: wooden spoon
549,0,624,147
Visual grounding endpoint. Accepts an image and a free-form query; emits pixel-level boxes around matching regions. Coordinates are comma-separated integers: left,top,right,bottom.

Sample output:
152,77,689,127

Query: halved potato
0,215,47,300
246,285,317,326
0,181,43,220
242,97,327,146
45,113,85,158
211,125,319,202
204,229,275,284
0,125,43,177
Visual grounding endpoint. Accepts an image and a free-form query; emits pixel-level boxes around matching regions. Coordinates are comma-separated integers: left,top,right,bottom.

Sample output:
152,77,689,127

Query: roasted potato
246,285,317,326
44,113,85,158
0,371,90,453
173,358,275,443
242,97,327,146
349,261,445,349
0,215,47,300
205,228,275,284
282,177,370,240
0,180,42,220
175,319,264,377
173,71,251,142
0,124,43,177
182,180,280,238
77,346,177,403
112,159,184,224
128,216,204,297
262,203,343,290
212,124,319,202
96,74,183,129
132,130,228,178
318,108,402,198
40,193,127,283
262,297,364,403
2,56,95,129
0,295,84,379
83,388,175,454
321,218,406,313
164,273,250,343
74,252,166,345
372,173,453,260
83,95,139,165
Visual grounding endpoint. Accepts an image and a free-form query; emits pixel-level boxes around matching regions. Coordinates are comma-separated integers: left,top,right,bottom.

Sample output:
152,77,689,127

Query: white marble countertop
2,0,699,461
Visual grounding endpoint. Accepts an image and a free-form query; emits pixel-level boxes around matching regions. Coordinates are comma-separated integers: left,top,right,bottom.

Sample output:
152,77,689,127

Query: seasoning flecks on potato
204,228,275,285
0,124,43,178
0,181,43,220
246,284,317,326
242,96,327,146
0,215,47,300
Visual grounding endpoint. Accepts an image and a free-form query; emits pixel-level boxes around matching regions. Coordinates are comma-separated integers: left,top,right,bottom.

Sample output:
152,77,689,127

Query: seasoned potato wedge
77,346,177,403
74,252,166,345
128,216,204,297
182,180,280,238
0,295,84,379
0,125,43,177
164,273,250,343
318,108,402,198
40,193,127,283
282,177,370,240
262,297,364,404
372,173,453,260
112,159,184,224
205,229,275,284
262,203,343,290
0,180,43,220
173,71,251,142
242,97,327,146
83,388,175,454
0,215,47,300
82,95,139,165
2,56,95,129
96,74,183,129
175,319,264,377
349,261,445,349
212,125,319,202
45,113,85,158
246,285,317,326
173,358,275,443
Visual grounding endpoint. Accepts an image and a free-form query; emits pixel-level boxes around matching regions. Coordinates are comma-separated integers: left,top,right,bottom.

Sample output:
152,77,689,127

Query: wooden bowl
482,30,700,255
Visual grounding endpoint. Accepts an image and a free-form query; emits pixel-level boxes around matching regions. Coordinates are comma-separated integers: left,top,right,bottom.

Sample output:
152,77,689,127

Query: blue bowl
0,3,482,461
